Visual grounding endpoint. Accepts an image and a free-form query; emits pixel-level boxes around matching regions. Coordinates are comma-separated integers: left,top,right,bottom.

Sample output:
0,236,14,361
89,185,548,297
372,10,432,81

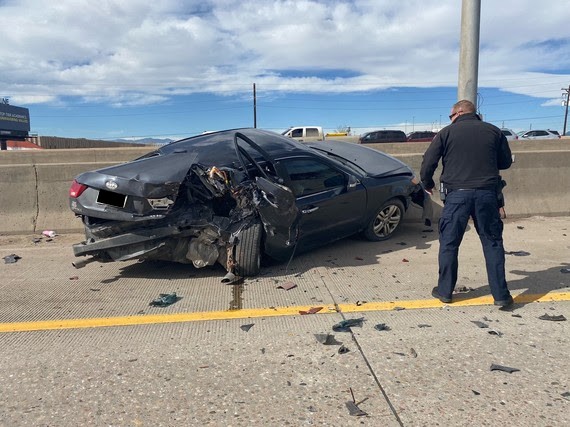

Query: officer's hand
424,187,433,195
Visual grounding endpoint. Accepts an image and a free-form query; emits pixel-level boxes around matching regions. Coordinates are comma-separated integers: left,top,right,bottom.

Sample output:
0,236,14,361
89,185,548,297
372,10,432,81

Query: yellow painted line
0,291,568,333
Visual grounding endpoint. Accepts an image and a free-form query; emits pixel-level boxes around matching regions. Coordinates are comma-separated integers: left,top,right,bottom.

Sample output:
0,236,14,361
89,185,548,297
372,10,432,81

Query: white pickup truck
281,126,324,142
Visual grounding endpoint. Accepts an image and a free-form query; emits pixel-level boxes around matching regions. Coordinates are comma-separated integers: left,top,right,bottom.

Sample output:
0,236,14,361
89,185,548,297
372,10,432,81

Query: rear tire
234,220,262,276
363,199,405,241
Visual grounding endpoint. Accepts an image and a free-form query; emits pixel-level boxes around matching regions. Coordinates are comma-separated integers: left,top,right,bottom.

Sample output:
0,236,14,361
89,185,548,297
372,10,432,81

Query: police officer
420,100,514,307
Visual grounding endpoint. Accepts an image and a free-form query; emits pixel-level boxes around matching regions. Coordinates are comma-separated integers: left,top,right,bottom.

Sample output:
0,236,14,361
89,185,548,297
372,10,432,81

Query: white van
281,126,324,142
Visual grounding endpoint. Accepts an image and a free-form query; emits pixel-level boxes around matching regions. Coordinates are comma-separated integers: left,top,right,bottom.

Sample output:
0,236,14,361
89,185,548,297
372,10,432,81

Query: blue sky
1,0,569,140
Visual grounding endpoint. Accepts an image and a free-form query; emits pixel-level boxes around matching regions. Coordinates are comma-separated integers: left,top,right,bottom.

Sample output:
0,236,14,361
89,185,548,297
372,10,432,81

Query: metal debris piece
277,281,297,290
409,348,418,358
3,254,21,264
345,401,367,417
338,345,350,354
471,321,489,329
149,292,179,307
374,323,391,331
240,323,254,332
504,250,530,256
314,333,341,345
332,317,365,332
538,314,567,321
560,268,570,274
299,306,323,315
490,364,520,373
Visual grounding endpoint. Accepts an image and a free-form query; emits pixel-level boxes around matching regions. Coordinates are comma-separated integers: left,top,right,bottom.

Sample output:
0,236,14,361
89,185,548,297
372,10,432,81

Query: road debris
240,323,254,332
560,268,570,274
149,292,179,307
488,329,503,337
409,348,418,358
562,392,570,401
471,321,489,328
314,333,341,345
42,230,57,238
417,324,432,328
472,390,481,396
338,345,350,354
504,250,530,256
332,317,365,332
3,254,21,264
299,306,323,315
455,286,474,293
374,323,391,331
277,281,297,290
538,314,567,321
345,401,367,416
490,364,520,373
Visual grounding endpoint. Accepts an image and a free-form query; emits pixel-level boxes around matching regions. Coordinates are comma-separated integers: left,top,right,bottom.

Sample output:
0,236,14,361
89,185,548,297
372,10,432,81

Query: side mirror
348,175,360,189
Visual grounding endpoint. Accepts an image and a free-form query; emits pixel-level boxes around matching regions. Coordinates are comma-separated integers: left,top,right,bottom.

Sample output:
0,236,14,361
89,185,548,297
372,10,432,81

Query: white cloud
0,0,569,105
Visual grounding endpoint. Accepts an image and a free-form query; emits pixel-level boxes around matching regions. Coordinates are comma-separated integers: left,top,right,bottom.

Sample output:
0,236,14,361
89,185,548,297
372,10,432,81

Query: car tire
363,198,405,241
234,220,262,276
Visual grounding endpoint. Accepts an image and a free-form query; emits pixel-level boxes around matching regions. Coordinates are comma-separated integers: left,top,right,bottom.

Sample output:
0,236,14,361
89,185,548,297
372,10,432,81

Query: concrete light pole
457,0,481,107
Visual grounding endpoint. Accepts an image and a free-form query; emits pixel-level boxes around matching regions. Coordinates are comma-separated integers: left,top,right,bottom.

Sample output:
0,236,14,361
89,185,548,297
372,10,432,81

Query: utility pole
457,0,481,106
562,85,569,136
253,83,257,128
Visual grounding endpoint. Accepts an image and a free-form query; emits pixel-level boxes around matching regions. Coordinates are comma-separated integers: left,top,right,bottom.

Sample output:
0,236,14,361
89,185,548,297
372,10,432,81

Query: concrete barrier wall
0,141,568,235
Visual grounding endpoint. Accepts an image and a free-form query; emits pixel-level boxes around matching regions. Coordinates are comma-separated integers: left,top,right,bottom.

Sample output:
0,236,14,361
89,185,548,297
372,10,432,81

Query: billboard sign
0,104,31,137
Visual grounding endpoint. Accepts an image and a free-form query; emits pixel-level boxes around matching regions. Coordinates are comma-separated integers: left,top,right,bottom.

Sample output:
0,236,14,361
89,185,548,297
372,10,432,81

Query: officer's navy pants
437,189,511,302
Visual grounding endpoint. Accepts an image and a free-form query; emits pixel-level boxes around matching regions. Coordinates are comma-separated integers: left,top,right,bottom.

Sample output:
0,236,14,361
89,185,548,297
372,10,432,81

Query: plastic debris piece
560,268,570,274
338,345,350,354
472,390,481,396
504,250,530,256
409,348,418,358
3,254,21,264
490,364,520,373
374,323,391,331
471,321,489,329
149,292,179,307
345,401,367,417
332,317,365,332
299,306,323,315
417,324,432,328
42,230,57,238
240,323,254,332
488,329,503,337
221,272,240,284
314,333,341,345
277,281,297,291
538,314,567,321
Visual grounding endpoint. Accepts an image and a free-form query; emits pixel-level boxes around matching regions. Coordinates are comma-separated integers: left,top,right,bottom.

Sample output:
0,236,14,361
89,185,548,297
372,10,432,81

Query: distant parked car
406,131,436,142
520,130,561,140
500,128,518,141
359,130,407,144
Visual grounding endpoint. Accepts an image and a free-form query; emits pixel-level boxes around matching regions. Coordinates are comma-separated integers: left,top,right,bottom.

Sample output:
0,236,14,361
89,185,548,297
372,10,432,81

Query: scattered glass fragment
471,321,489,328
3,254,21,264
538,314,566,321
490,364,520,373
149,292,179,307
345,401,367,416
332,317,365,332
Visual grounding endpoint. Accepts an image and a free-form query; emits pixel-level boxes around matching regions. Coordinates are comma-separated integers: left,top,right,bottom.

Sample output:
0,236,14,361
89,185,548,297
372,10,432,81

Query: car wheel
363,199,405,241
234,220,262,276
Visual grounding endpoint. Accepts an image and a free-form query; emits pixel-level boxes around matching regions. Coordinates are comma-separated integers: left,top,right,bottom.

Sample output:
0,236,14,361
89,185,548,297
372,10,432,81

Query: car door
278,156,366,251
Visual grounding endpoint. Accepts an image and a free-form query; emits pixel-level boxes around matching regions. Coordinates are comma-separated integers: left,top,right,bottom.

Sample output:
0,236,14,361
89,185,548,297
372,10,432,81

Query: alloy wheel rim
373,205,401,237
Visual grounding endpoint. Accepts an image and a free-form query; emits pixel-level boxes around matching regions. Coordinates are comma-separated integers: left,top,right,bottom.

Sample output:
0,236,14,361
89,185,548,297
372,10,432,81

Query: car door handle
301,207,319,214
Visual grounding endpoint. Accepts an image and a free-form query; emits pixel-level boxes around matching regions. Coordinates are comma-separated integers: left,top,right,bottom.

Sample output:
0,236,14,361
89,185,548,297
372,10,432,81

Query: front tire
363,199,405,241
234,220,262,276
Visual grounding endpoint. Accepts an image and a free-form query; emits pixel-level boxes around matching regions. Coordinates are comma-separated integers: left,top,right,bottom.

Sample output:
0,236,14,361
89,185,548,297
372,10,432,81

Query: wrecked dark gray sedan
69,128,426,278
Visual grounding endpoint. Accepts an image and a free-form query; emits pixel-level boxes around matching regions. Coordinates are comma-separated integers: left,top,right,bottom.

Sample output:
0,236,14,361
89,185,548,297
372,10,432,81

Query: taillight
69,180,88,198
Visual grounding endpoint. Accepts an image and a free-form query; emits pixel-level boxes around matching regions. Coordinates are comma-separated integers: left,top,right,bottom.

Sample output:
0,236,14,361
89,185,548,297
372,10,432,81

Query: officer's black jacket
420,112,512,191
